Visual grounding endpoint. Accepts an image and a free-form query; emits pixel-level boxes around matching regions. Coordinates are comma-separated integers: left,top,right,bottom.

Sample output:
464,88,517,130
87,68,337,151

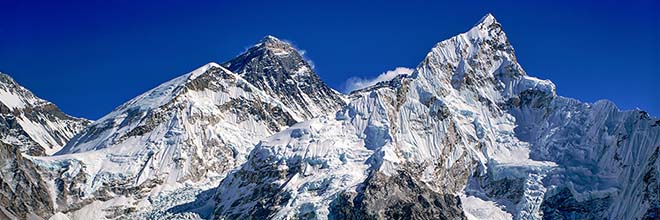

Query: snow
48,213,71,220
188,62,221,80
213,13,660,220
0,89,26,109
66,196,133,220
0,73,88,155
26,213,45,220
214,116,376,219
461,195,512,220
15,115,73,155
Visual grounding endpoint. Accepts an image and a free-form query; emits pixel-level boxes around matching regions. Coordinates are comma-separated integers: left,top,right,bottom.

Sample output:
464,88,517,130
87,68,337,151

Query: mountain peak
222,36,346,119
0,71,90,156
0,72,18,86
472,13,503,33
225,35,307,76
477,13,497,25
258,35,285,44
252,35,296,55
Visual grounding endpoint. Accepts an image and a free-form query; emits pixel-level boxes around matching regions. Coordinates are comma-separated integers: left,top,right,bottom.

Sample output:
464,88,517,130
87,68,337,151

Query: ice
48,213,71,220
0,89,26,109
461,195,513,220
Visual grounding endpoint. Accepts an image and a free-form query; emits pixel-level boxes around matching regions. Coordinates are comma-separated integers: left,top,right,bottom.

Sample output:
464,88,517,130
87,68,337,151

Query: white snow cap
255,35,294,51
478,13,497,26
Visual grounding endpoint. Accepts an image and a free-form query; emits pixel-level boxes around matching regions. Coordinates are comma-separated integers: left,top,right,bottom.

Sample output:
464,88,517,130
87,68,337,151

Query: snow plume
343,67,413,93
297,49,315,69
274,38,316,69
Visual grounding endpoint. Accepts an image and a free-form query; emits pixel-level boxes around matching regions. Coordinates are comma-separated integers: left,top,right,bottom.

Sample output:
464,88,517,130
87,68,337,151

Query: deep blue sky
1,0,658,119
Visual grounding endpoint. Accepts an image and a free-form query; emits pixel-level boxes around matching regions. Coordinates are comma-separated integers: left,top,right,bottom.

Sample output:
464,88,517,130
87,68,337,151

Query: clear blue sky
1,0,658,119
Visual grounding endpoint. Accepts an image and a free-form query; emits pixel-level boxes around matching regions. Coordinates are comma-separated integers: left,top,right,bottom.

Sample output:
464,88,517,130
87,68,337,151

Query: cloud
297,49,315,69
343,67,414,93
276,38,316,69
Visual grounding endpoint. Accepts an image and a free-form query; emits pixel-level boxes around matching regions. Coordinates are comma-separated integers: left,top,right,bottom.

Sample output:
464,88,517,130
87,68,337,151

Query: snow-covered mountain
0,73,90,156
0,73,89,219
223,36,346,119
9,37,346,219
210,14,659,220
0,14,657,220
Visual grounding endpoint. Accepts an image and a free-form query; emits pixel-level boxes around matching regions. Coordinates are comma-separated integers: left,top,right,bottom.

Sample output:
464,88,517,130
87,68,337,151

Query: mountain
210,14,659,220
223,36,345,119
18,37,346,219
0,14,657,220
0,72,89,219
0,73,90,156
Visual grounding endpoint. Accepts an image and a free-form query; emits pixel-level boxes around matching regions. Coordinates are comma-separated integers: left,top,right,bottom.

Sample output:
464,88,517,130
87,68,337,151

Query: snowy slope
23,37,346,219
211,14,659,220
0,73,90,156
31,63,301,218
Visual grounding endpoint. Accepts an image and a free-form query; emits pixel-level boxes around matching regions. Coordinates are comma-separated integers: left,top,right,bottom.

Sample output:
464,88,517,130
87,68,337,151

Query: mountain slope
211,14,659,220
0,73,90,155
55,63,292,183
32,63,299,218
0,141,54,219
27,37,345,219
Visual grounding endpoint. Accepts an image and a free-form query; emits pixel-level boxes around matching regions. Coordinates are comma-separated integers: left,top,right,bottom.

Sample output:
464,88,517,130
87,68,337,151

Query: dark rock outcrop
329,171,466,220
0,142,54,219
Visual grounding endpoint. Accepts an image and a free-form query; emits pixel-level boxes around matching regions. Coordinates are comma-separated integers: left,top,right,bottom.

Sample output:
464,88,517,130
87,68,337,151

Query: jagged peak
422,13,511,63
476,13,498,27
250,35,297,55
258,35,286,45
0,72,41,108
206,61,221,67
0,72,18,85
187,62,222,81
411,13,519,94
468,13,506,40
223,35,313,77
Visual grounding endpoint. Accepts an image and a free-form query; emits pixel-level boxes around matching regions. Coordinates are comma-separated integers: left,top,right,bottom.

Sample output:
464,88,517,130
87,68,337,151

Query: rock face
223,36,346,119
29,37,346,219
0,142,53,219
0,73,90,156
329,171,466,220
211,14,660,220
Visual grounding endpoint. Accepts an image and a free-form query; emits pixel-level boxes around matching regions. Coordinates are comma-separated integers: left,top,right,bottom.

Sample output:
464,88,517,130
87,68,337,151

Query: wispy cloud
297,49,315,69
343,67,414,93
278,38,315,69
